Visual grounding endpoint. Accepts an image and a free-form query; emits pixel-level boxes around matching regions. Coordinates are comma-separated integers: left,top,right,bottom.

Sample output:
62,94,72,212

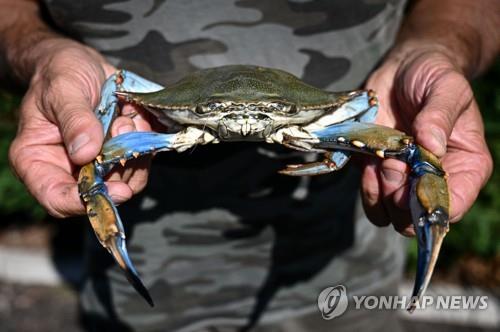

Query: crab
78,65,450,312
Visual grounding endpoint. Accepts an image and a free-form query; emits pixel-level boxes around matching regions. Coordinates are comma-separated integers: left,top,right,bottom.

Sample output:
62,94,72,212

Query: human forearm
0,0,58,81
390,0,500,78
0,0,105,83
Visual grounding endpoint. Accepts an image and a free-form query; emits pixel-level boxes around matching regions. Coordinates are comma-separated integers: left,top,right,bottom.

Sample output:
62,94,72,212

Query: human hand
362,47,493,236
8,39,151,218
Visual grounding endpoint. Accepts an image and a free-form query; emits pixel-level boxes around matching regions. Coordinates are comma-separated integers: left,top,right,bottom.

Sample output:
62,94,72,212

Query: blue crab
78,65,450,311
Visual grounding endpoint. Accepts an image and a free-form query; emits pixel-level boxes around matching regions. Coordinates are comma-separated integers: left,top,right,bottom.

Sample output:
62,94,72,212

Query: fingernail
431,127,446,150
117,124,135,135
69,134,90,155
382,168,404,184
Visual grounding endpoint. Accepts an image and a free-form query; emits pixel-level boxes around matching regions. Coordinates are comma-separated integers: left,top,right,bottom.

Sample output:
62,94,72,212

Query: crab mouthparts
218,114,273,140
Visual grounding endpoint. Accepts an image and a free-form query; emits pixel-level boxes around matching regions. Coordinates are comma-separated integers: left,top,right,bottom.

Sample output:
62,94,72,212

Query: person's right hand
8,39,151,218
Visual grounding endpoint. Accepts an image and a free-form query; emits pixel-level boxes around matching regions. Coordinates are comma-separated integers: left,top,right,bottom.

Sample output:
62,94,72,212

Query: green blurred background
0,61,499,288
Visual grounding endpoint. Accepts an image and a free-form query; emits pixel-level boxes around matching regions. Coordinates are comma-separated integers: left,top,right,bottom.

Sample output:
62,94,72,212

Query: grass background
1,61,499,279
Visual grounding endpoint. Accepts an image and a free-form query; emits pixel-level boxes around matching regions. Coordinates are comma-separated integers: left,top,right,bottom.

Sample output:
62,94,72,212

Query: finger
42,80,104,165
111,115,136,137
16,157,84,218
394,222,415,237
108,115,150,194
9,141,132,218
441,148,492,222
360,160,391,227
122,104,153,132
124,156,151,194
25,163,133,217
378,158,415,236
412,72,473,157
432,99,493,222
106,181,134,205
380,158,409,210
36,178,133,218
107,116,136,182
108,116,137,182
384,197,414,237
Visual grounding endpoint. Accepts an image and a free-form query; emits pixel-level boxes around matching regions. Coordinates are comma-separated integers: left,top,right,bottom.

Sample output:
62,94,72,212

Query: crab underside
78,65,450,313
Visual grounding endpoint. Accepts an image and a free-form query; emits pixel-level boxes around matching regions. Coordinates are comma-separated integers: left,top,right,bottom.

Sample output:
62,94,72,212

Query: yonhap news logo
317,285,348,319
317,284,489,319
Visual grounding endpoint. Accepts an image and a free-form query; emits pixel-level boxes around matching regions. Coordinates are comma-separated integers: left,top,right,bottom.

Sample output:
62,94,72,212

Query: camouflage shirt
43,1,408,331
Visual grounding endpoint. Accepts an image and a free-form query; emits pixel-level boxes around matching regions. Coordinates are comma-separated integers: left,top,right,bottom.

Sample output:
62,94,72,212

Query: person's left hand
361,47,493,236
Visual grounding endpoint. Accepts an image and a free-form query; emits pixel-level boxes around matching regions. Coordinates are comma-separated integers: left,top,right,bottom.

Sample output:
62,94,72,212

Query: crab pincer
406,146,450,311
281,121,450,311
78,162,154,306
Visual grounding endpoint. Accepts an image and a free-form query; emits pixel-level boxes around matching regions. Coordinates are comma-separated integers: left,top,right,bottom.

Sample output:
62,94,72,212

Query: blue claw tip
107,235,155,307
408,208,448,312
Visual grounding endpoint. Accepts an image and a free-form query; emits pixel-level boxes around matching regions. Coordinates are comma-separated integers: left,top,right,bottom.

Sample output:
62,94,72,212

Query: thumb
49,93,104,165
411,71,472,157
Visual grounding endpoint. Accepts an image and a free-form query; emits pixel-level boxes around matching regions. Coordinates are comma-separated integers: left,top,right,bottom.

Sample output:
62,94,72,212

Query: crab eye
269,103,283,112
288,105,298,114
195,105,206,114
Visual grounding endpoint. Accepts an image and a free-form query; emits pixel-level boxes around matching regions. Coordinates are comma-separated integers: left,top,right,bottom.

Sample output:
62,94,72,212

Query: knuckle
8,137,21,165
362,184,379,205
7,137,35,181
130,176,149,195
400,227,416,238
370,215,391,227
61,108,93,132
38,181,77,218
361,166,380,205
393,221,414,237
41,77,99,123
42,77,67,114
479,149,494,184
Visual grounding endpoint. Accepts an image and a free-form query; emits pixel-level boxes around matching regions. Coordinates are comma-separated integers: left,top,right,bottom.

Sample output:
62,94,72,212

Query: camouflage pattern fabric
42,1,408,331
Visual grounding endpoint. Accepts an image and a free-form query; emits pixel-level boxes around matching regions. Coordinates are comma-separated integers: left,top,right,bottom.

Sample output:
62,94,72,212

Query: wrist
392,0,500,78
0,1,112,84
389,38,476,79
385,42,463,75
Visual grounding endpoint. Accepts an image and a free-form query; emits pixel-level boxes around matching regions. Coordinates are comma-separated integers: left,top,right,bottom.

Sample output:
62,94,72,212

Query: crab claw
78,163,154,307
88,190,154,307
106,232,154,307
278,121,451,310
407,171,450,312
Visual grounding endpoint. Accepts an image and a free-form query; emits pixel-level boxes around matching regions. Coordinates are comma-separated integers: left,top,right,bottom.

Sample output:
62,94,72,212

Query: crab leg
78,71,163,306
279,151,351,176
95,70,163,136
282,122,450,311
78,127,213,306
